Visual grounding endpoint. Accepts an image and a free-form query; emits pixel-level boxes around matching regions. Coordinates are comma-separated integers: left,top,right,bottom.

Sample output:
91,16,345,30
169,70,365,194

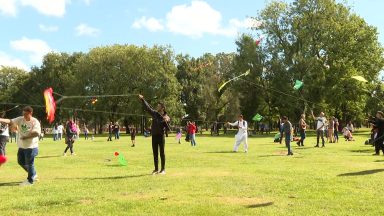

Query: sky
0,0,383,71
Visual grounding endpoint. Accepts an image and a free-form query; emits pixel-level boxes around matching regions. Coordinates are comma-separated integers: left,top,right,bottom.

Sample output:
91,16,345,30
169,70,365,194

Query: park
1,130,383,215
1,0,384,215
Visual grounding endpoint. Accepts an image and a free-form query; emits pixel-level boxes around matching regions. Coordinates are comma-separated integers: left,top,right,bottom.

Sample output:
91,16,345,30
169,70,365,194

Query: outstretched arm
139,94,156,116
227,121,238,127
310,110,316,119
0,118,11,125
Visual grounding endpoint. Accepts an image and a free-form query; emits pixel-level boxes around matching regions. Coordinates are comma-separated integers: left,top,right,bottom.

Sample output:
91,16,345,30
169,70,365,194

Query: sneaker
71,153,76,156
159,170,166,175
32,174,39,182
152,170,159,175
63,153,67,156
244,150,248,153
321,145,325,148
373,153,380,156
314,145,319,148
19,180,33,186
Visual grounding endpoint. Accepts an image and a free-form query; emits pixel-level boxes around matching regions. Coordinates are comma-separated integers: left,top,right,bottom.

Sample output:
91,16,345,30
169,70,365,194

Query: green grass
1,130,384,216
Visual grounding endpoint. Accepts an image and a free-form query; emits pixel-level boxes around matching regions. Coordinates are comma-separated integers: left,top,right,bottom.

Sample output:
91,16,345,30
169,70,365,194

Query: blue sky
0,0,383,71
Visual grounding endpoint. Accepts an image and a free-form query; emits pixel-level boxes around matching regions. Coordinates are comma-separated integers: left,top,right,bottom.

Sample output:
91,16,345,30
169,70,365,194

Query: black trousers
64,139,74,154
316,130,325,146
374,139,384,154
152,134,165,171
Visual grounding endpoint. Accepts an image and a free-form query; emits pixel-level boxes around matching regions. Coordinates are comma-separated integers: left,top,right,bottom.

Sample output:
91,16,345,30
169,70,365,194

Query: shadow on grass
37,155,62,159
205,151,236,154
258,155,284,158
338,169,384,177
349,149,373,153
374,160,384,163
0,182,20,187
57,174,150,180
246,202,274,208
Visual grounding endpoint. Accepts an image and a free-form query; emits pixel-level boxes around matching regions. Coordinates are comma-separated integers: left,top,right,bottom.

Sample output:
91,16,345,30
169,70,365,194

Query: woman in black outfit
139,94,170,175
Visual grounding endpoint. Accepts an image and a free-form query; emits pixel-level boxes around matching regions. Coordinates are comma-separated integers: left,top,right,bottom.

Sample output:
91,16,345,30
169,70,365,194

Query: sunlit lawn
1,129,383,215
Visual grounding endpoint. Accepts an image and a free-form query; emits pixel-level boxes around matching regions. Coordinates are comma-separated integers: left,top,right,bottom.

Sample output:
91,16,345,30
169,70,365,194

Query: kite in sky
43,88,56,123
218,69,250,92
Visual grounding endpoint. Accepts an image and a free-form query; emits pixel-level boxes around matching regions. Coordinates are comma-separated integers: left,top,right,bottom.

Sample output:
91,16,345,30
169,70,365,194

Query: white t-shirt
316,117,326,131
12,117,41,149
229,120,248,135
57,125,64,134
0,123,9,136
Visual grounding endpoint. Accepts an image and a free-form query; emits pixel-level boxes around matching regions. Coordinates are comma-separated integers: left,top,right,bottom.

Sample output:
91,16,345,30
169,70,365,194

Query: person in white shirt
0,106,41,185
227,114,248,153
52,124,58,141
57,123,64,140
0,122,9,157
311,110,326,148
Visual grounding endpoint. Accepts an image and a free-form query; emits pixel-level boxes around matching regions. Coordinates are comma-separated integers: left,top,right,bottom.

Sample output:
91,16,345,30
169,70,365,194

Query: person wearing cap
0,106,41,186
227,115,248,153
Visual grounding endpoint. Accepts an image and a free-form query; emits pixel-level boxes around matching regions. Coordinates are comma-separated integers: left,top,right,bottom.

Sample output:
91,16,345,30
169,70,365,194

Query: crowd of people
1,101,383,185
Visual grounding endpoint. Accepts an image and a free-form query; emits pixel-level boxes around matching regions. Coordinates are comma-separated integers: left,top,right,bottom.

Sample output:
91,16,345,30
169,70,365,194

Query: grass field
1,130,384,216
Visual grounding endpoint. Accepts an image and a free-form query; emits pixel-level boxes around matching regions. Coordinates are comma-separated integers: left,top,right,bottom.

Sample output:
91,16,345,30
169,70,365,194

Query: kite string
238,77,327,109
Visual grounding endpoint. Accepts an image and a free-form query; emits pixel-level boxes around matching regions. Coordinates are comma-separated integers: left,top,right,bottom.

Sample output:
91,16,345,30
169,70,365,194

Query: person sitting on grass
342,127,354,141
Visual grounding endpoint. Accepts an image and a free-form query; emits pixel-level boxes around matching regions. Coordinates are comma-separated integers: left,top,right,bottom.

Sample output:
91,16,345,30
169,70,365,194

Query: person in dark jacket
63,120,77,156
107,122,113,141
369,111,384,155
139,94,170,175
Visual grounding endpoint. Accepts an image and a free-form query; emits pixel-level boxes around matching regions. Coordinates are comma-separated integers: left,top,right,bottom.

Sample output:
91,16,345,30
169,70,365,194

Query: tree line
0,0,383,132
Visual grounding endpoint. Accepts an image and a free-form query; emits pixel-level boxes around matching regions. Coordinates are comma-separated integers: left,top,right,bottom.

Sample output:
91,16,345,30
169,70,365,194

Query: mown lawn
1,130,383,216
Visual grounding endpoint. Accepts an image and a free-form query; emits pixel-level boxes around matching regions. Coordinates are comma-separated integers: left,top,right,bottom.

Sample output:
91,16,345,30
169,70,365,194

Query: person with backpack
227,114,248,153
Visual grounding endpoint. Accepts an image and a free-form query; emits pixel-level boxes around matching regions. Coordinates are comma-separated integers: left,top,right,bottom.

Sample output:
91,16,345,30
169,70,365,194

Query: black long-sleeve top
141,98,170,136
369,117,384,143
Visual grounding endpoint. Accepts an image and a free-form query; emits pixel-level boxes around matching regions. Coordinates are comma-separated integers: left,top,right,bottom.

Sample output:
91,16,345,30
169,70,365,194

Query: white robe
229,120,248,152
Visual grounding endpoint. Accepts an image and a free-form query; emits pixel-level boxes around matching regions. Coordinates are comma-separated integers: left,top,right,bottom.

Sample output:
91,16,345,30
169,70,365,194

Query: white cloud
0,0,69,17
10,37,52,65
0,0,17,16
166,1,223,38
75,23,100,37
131,1,254,38
132,16,164,32
83,0,91,6
39,24,59,32
20,0,67,17
0,51,29,70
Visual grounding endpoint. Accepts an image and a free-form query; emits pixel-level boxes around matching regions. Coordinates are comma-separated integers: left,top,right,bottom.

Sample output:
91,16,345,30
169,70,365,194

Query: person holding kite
139,94,170,175
0,106,41,185
227,114,248,153
311,110,326,148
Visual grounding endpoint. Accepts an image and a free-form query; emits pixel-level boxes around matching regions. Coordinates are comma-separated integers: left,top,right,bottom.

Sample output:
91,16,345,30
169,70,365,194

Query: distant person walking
282,116,293,155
